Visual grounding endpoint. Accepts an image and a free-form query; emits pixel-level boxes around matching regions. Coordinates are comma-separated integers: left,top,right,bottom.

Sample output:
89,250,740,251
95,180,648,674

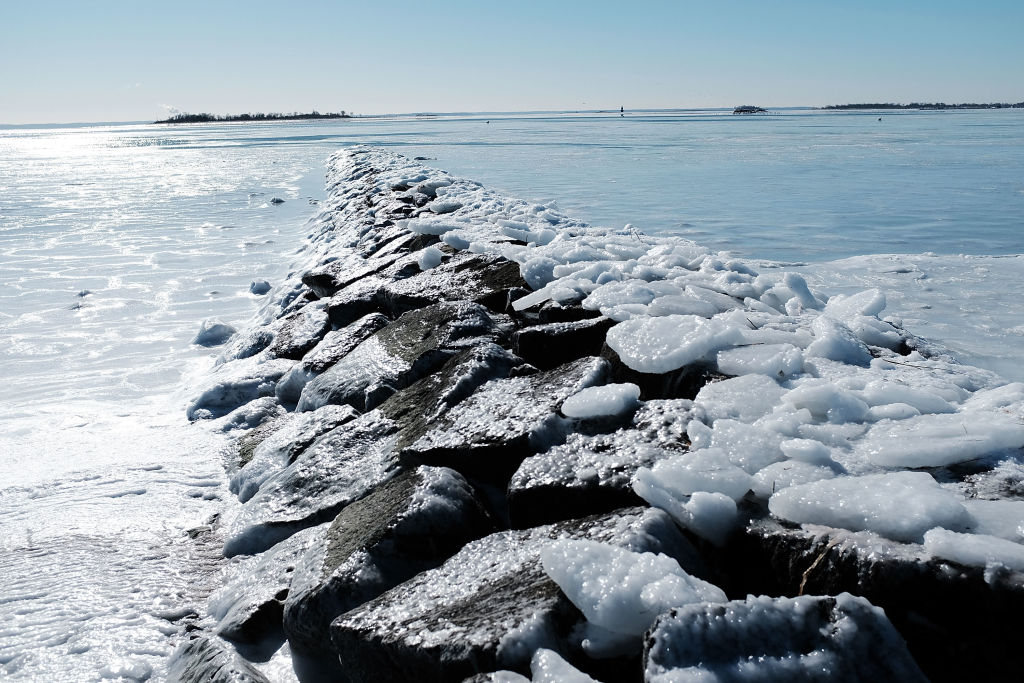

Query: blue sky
2,0,1022,124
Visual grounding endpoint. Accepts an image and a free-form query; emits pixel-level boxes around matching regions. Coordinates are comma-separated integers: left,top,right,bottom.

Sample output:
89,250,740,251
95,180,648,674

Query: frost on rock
283,466,493,657
330,508,693,681
402,356,610,480
644,594,927,683
296,301,497,413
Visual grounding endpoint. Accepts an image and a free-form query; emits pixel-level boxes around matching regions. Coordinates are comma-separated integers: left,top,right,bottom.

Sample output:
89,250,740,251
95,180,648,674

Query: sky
1,0,1022,124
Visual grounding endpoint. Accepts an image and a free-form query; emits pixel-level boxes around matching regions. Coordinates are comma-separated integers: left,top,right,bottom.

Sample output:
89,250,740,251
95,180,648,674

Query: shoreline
176,147,1024,681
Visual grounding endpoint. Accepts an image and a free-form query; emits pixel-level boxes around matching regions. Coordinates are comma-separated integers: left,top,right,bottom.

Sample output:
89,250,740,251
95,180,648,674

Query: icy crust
643,594,927,683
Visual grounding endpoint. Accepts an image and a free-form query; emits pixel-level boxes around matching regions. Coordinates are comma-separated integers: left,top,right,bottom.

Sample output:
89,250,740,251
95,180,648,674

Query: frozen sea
1,108,1022,680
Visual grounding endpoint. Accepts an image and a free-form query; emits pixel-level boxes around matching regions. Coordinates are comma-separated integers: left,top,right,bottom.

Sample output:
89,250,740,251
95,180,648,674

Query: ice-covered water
0,109,1022,679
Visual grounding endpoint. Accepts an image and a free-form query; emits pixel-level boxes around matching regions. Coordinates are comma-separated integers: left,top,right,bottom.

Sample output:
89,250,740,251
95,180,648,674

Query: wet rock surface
177,148,1023,682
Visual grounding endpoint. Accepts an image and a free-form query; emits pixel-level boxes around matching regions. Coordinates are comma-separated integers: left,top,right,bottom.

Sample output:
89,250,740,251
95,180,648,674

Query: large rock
223,411,403,557
644,593,927,682
266,300,331,360
511,317,615,371
401,357,610,481
380,252,529,315
166,634,269,683
209,524,328,642
508,400,698,528
283,466,494,657
230,404,361,502
297,301,498,413
274,312,391,406
330,507,697,682
721,517,1024,683
601,343,724,401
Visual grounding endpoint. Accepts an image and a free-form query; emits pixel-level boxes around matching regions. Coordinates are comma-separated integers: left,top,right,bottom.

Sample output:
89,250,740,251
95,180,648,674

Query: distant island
823,102,1024,111
153,111,351,124
733,105,767,114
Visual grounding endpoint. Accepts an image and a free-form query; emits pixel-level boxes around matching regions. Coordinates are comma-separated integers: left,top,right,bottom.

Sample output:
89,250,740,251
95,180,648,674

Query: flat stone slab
330,507,695,682
283,466,494,656
644,593,927,682
508,400,699,528
297,301,498,413
402,356,610,481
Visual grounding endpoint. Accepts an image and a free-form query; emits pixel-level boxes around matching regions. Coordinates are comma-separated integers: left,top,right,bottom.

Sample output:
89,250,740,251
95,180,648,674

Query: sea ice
560,383,640,419
539,539,725,637
768,471,970,543
924,528,1024,572
605,314,744,374
715,342,804,379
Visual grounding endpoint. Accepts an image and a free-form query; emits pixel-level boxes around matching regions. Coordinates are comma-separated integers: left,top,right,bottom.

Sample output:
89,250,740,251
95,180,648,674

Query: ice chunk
782,272,822,309
783,380,870,424
752,461,836,499
441,231,471,250
964,499,1024,541
924,528,1024,572
855,380,956,415
695,374,786,423
405,217,461,235
417,246,444,270
249,279,271,295
606,314,744,374
715,343,804,379
780,438,834,465
705,418,786,473
560,383,640,419
769,471,970,543
642,449,754,501
646,294,719,318
539,539,726,637
191,319,237,347
805,315,872,366
530,649,598,683
857,411,1024,468
824,288,886,320
519,256,560,290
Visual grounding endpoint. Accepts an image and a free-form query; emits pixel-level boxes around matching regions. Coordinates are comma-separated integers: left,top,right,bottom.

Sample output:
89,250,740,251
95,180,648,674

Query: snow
560,383,640,419
539,539,725,637
768,472,970,543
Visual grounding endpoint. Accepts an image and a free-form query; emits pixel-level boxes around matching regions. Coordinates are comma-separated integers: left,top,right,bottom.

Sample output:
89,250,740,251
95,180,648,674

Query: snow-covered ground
0,109,1022,679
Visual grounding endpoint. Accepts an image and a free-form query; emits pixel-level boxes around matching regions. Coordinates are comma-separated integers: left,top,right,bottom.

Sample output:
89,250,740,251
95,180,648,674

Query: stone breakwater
175,146,1024,682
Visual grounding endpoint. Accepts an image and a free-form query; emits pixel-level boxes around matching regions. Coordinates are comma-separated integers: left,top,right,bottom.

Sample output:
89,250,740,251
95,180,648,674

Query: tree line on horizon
823,102,1024,110
154,110,351,124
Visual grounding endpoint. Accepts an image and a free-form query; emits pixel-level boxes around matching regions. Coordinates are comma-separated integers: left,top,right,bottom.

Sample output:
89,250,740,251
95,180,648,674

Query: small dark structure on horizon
733,105,767,114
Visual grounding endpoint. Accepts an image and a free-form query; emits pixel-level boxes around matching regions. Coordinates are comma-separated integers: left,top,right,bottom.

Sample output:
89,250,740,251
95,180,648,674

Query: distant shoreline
822,102,1024,111
152,111,352,124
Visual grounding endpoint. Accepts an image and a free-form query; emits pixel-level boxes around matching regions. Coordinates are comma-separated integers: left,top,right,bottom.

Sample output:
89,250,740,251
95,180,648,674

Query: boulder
209,524,328,642
330,507,696,682
511,317,615,371
192,319,238,347
283,466,494,657
301,249,409,298
644,593,927,682
297,301,498,413
223,411,403,557
401,356,610,481
380,252,530,315
231,404,361,502
166,634,269,683
217,327,276,364
601,343,725,401
266,300,330,360
274,312,390,405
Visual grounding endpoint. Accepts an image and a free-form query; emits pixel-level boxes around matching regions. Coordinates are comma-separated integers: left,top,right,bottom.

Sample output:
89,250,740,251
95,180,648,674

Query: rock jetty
173,147,1024,682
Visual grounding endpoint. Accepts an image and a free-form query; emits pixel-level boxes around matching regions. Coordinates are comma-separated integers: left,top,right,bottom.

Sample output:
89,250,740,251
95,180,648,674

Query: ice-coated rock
644,593,926,683
192,319,238,347
330,507,696,682
223,411,403,557
297,301,497,413
209,523,328,642
216,396,285,433
166,633,270,683
511,317,615,371
186,356,296,421
381,251,529,315
402,356,610,480
283,466,493,656
507,400,698,528
266,299,330,360
230,404,360,502
301,248,409,298
217,326,275,364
